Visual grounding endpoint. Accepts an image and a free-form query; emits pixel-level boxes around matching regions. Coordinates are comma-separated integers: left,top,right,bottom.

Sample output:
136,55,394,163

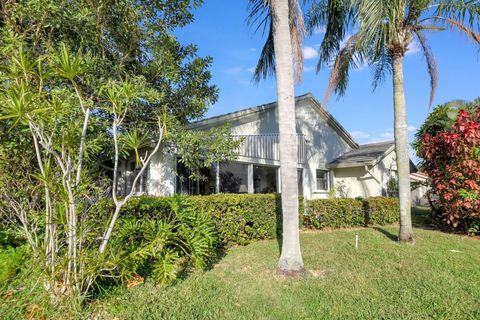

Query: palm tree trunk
392,54,415,243
271,0,304,274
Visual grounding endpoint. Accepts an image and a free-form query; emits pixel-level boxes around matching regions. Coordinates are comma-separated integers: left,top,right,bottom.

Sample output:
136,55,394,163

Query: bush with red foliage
421,107,480,230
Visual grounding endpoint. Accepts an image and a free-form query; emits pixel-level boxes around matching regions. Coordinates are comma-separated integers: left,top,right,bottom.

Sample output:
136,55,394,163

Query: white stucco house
117,93,413,200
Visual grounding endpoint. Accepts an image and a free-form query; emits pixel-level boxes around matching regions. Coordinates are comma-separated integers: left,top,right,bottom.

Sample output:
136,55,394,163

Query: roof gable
189,93,358,149
327,141,395,168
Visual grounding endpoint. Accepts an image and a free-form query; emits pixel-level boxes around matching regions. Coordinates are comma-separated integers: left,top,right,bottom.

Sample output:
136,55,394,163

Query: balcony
233,134,306,164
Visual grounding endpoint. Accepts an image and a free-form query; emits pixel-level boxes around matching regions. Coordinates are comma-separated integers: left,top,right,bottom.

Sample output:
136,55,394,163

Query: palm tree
247,0,305,274
308,0,480,242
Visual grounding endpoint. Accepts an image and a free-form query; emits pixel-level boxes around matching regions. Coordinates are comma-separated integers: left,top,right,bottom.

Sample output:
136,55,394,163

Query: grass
89,221,479,319
2,209,479,319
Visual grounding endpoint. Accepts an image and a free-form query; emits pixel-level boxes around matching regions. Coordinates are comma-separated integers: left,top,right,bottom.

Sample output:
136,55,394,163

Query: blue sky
175,1,480,160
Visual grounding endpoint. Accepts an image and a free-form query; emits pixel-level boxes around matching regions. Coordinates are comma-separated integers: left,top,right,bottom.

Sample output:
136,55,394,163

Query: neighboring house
410,172,430,206
117,93,415,200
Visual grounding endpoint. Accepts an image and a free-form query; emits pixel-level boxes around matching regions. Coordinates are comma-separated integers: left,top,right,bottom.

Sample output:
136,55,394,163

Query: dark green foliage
99,194,303,247
304,197,400,229
413,98,480,156
304,198,365,229
104,196,218,285
189,194,283,245
365,197,400,225
93,194,305,285
0,245,29,284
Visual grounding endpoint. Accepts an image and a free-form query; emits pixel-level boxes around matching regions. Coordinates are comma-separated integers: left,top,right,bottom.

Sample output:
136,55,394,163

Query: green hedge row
98,194,304,246
304,197,400,229
97,194,398,245
366,197,400,225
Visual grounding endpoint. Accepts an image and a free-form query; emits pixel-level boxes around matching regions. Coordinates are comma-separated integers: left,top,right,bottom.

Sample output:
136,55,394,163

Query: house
117,93,410,200
410,172,430,206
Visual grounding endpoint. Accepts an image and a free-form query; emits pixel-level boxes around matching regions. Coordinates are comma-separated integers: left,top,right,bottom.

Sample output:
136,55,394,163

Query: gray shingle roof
328,141,394,168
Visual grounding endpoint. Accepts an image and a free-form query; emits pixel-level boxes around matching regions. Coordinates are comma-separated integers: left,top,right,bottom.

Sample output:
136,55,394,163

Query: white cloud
313,26,326,35
373,126,417,142
303,46,318,60
303,65,316,72
224,66,242,75
350,130,371,140
366,137,392,144
247,66,256,73
249,47,257,52
406,39,421,55
380,129,394,140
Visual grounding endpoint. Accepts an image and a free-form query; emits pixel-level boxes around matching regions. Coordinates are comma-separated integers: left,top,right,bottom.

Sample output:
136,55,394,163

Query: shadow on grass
373,206,439,242
373,227,398,242
411,206,436,229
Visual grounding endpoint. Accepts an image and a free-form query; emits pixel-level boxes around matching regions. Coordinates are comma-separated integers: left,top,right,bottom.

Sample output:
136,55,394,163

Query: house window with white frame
316,169,329,191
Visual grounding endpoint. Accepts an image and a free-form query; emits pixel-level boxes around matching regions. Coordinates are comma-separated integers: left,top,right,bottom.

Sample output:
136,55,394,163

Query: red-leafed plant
421,107,480,231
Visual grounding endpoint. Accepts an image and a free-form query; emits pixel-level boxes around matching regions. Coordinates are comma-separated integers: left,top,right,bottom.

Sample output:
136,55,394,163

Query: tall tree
308,0,480,242
0,0,232,298
248,0,305,274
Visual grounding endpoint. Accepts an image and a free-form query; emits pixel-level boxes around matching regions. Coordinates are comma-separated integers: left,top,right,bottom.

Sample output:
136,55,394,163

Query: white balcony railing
233,134,306,164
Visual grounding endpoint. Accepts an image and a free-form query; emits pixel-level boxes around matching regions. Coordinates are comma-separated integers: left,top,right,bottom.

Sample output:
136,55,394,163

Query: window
253,165,277,194
176,158,215,195
125,161,149,195
219,162,248,193
316,169,329,191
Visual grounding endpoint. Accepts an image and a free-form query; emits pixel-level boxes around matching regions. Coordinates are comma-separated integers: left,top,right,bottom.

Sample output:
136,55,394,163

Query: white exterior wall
333,167,380,198
411,185,429,206
147,148,175,196
181,99,354,199
117,147,175,197
332,149,397,198
122,96,379,200
294,100,353,199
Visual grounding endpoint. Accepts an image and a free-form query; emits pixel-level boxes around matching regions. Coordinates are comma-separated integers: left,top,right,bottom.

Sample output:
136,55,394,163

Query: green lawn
2,210,479,319
89,223,479,319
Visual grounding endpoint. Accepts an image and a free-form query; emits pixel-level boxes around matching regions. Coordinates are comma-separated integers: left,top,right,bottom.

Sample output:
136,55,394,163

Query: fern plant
105,196,218,285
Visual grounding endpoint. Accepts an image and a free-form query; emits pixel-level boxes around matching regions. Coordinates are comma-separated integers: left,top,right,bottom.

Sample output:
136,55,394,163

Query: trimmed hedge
304,197,400,229
97,194,304,246
96,194,398,245
366,197,400,225
304,199,365,229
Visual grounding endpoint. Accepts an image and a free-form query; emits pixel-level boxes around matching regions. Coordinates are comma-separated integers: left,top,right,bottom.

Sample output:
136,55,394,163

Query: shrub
421,107,480,230
304,198,365,229
105,196,218,285
366,197,400,225
188,193,282,245
94,194,303,285
304,197,400,229
104,193,304,247
0,245,29,283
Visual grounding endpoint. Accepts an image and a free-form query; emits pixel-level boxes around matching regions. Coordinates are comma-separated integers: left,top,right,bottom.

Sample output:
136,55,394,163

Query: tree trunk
392,54,415,243
271,0,304,274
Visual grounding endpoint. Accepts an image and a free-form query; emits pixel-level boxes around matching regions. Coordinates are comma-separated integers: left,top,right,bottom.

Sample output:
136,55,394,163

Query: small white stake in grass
355,234,359,249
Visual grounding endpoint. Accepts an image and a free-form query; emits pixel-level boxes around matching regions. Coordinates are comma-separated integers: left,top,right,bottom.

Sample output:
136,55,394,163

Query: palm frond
434,0,480,26
253,20,276,83
371,47,392,91
247,0,305,83
324,33,361,104
309,0,354,70
414,30,438,106
289,0,306,82
431,16,480,45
